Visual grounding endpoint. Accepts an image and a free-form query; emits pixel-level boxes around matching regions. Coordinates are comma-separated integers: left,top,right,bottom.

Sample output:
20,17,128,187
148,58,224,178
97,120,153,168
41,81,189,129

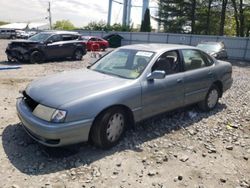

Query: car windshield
80,36,89,41
29,33,53,42
197,43,222,53
90,49,155,79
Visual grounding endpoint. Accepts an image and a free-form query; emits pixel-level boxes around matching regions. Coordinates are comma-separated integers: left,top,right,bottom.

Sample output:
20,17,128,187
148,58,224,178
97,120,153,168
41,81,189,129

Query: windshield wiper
94,69,128,79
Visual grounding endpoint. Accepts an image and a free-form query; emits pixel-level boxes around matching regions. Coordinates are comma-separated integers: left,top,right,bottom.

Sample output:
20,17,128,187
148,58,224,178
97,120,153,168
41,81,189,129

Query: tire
198,84,220,112
7,56,13,62
73,49,83,60
30,51,44,64
101,46,106,51
91,107,127,149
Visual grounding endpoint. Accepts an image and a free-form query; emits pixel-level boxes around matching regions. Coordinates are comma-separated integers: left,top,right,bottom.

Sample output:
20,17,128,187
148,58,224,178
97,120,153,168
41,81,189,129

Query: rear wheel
30,51,44,64
91,107,127,149
198,84,220,111
73,49,83,60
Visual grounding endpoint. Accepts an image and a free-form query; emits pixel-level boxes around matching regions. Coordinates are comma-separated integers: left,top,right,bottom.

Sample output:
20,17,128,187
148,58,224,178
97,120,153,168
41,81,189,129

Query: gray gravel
0,39,249,188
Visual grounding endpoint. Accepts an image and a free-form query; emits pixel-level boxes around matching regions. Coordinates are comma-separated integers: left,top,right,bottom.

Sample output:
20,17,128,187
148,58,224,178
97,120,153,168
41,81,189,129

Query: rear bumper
16,98,93,147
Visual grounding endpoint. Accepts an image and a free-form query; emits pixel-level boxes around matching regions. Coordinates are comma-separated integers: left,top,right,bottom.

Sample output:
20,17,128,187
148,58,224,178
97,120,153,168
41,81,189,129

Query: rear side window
61,34,79,41
182,49,211,71
49,34,62,42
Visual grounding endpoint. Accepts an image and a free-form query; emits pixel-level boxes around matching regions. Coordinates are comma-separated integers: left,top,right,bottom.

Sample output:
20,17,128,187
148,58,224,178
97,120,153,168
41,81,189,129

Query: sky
0,0,158,28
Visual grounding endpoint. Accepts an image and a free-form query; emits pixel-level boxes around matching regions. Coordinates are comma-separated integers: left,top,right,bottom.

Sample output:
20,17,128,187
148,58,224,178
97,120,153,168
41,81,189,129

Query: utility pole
122,0,128,26
107,0,112,26
48,1,52,30
126,0,132,26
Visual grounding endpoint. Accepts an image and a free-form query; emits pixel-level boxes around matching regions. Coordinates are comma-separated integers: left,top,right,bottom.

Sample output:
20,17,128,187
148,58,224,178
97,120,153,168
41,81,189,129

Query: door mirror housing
46,40,53,44
147,70,166,80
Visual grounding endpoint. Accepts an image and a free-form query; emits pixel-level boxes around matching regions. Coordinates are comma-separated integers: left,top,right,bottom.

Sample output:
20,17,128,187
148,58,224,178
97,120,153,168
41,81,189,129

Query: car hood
25,69,132,108
11,40,39,44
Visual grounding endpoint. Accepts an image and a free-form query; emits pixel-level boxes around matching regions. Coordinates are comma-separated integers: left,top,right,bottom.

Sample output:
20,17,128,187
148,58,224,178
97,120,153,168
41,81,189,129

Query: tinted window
89,38,97,41
61,34,78,41
29,33,53,42
48,35,62,42
152,50,181,75
182,49,208,71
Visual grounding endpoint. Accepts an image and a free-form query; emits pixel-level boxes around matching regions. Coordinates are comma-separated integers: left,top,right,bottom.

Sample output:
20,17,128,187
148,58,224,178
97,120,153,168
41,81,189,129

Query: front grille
23,91,39,111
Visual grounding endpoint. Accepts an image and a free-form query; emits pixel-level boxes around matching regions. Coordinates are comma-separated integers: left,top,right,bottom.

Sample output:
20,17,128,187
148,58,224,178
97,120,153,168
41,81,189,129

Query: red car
80,36,109,51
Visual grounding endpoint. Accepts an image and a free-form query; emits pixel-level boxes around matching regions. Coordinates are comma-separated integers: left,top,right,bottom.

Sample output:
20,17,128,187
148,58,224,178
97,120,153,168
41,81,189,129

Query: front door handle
208,71,214,77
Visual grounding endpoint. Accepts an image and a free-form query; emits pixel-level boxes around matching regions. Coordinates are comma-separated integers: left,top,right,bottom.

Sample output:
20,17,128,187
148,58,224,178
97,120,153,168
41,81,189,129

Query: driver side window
48,35,61,43
152,50,180,75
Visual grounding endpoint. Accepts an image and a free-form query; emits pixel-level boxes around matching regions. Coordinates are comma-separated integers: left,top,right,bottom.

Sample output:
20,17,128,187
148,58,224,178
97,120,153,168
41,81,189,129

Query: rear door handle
177,78,183,83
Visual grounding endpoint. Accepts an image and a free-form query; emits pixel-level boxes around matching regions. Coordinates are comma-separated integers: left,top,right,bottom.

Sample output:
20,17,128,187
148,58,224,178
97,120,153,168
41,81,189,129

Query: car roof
41,31,79,35
81,36,101,38
119,43,197,53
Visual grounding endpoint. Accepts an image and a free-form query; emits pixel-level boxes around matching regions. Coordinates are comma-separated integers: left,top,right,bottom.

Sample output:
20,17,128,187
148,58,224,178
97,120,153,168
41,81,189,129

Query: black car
196,41,228,60
6,31,87,63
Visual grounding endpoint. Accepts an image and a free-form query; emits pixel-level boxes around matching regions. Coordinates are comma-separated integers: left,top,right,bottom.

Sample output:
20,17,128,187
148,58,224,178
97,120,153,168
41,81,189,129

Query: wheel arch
88,104,135,140
213,80,223,97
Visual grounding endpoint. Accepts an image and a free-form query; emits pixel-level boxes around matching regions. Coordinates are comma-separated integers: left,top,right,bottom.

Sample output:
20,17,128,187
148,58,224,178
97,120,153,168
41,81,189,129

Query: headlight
51,109,67,123
33,104,67,123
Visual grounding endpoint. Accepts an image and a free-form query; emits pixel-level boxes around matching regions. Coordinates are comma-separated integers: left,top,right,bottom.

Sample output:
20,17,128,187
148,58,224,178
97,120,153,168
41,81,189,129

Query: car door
44,34,64,59
181,49,215,105
60,34,79,57
88,37,98,50
141,50,185,119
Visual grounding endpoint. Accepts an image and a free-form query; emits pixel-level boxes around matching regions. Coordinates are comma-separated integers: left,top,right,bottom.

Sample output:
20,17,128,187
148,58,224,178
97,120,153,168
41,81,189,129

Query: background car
16,44,233,149
196,41,228,60
16,30,37,39
0,29,17,39
80,36,109,51
6,31,87,63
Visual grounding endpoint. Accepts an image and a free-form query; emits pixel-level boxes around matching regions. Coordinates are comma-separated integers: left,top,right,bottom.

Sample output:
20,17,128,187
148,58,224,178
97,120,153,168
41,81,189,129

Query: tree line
156,0,250,37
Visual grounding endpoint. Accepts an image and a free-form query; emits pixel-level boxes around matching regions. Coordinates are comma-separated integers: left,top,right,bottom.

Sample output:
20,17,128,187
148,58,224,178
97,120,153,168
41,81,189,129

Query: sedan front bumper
16,98,93,147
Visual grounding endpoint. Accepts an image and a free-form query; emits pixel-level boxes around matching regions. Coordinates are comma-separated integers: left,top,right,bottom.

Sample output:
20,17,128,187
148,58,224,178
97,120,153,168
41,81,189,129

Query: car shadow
2,103,226,175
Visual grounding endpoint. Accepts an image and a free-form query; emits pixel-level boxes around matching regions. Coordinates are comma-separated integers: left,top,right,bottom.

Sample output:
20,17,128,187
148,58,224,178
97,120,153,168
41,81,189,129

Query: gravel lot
0,39,249,188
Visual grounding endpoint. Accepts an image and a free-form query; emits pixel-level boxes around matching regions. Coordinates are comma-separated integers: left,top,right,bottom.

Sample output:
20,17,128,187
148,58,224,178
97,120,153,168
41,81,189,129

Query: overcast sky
0,0,158,28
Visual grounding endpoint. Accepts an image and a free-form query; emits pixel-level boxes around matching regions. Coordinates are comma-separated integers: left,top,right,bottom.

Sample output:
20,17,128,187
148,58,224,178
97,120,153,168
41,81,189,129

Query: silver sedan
16,44,233,148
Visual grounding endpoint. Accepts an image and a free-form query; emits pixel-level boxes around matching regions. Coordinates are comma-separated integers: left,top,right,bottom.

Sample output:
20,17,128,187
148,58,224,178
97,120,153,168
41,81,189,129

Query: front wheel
30,51,44,64
198,85,220,111
91,107,127,149
73,49,83,60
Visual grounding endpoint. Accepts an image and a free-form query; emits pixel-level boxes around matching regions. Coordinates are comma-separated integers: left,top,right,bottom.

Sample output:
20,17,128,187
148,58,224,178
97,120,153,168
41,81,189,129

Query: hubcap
106,113,124,142
207,89,218,108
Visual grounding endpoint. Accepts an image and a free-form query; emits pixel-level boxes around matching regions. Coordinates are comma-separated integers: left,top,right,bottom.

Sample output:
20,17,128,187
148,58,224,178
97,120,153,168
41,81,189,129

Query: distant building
0,22,49,30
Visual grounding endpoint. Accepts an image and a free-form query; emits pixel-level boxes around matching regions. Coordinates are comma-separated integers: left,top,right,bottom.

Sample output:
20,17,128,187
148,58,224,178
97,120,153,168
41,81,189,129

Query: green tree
53,20,75,30
84,21,132,31
140,8,151,32
84,20,109,31
0,21,9,26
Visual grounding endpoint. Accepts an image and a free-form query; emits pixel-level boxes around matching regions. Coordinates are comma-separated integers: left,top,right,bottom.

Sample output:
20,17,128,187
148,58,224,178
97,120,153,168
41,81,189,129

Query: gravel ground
0,39,249,188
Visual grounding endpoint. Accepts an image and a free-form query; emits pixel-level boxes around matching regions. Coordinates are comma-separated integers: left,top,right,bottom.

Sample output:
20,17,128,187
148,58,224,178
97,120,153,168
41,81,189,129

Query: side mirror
46,40,53,44
147,70,166,80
